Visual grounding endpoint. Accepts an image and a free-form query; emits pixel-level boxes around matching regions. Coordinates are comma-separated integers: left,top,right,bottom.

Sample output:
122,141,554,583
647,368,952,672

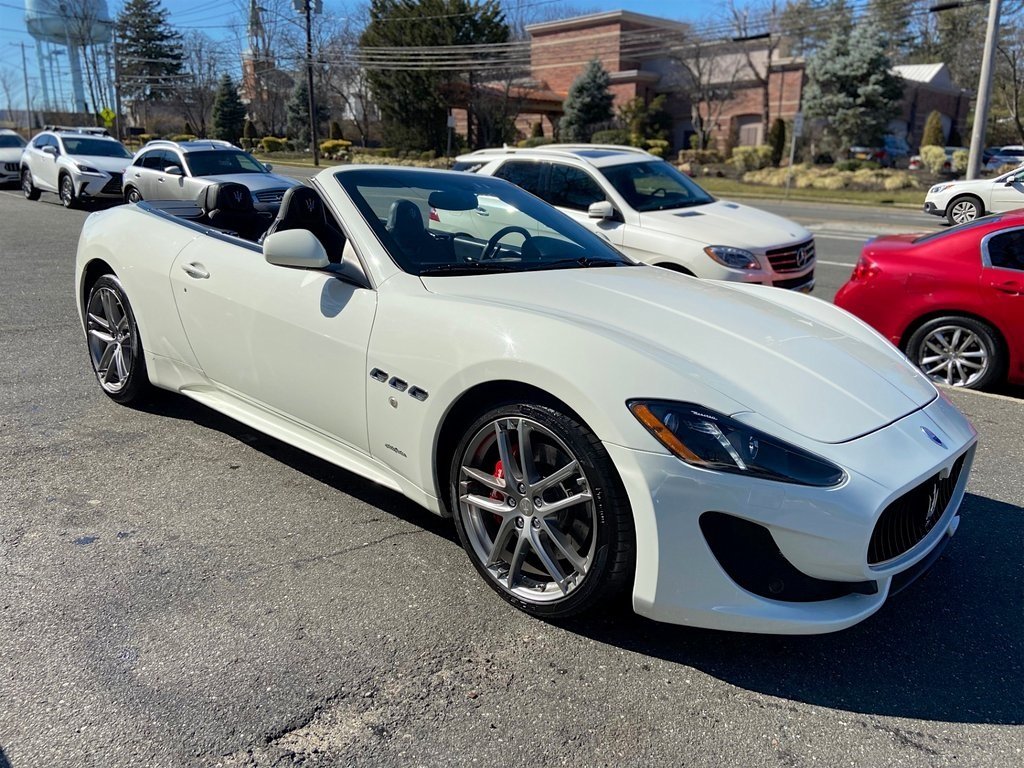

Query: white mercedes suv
21,128,132,208
0,129,27,186
454,145,816,290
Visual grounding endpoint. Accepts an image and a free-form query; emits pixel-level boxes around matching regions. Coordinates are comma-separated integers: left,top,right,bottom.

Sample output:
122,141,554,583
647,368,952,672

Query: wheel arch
945,193,984,216
899,309,1008,356
79,258,117,324
431,379,596,517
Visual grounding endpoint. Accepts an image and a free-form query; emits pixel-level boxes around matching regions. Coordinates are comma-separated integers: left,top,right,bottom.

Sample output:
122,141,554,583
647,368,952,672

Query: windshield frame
333,167,634,277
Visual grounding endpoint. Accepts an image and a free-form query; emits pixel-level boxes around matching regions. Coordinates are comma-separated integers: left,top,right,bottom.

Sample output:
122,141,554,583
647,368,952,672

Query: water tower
25,0,113,114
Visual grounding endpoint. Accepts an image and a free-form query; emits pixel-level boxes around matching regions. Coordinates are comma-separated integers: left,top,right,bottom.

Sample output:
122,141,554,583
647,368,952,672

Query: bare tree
995,23,1024,145
671,36,746,151
176,31,224,137
729,0,784,144
0,67,17,123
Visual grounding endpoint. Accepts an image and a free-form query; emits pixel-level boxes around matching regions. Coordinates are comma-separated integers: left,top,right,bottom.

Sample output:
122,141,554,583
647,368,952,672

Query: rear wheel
85,274,152,404
59,173,77,208
450,402,634,619
21,169,39,200
946,196,981,225
906,316,1003,389
124,185,142,204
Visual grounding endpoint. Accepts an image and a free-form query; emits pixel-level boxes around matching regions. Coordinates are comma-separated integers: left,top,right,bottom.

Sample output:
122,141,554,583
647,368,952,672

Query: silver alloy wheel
22,171,32,196
917,324,989,387
60,175,74,207
126,187,141,204
949,199,978,224
86,286,135,393
458,416,597,603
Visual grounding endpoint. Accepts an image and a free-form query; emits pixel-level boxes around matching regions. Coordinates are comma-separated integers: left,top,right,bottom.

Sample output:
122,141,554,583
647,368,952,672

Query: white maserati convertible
74,166,977,634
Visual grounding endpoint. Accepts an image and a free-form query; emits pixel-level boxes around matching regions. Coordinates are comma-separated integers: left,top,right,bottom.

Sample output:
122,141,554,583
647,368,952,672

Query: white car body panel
924,164,1024,217
74,165,978,633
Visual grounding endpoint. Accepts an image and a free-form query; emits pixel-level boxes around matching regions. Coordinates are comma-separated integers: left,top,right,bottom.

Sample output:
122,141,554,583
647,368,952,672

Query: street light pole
967,0,1002,180
303,0,319,167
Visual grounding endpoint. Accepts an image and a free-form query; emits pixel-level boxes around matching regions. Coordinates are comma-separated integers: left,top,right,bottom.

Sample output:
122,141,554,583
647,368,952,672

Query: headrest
279,185,323,223
198,182,253,213
387,199,424,233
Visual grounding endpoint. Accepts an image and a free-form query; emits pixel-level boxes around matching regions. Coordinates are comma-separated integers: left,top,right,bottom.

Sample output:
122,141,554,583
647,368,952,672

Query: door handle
475,208,489,216
181,262,209,279
133,172,140,178
989,280,1022,295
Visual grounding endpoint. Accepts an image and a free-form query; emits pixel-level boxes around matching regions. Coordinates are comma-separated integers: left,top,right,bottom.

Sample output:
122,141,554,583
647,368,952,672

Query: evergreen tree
362,0,509,153
803,26,903,153
921,110,945,147
559,60,613,143
286,79,329,150
768,117,787,167
212,74,246,145
115,0,183,105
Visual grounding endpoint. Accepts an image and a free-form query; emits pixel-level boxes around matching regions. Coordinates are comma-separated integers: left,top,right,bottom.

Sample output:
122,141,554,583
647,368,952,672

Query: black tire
449,401,635,619
946,195,981,226
59,173,77,209
21,169,40,200
124,185,142,204
905,315,1004,390
84,274,153,405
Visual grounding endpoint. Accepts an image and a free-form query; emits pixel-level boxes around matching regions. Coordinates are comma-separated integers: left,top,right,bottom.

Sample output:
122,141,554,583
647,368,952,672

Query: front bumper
923,201,942,217
607,394,976,634
0,162,20,184
75,171,123,199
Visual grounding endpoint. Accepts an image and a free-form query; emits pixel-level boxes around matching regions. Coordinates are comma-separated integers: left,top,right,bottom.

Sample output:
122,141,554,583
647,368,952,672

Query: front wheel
450,402,635,619
124,186,142,204
946,196,981,225
906,316,1003,389
59,174,77,208
22,169,40,200
85,274,152,404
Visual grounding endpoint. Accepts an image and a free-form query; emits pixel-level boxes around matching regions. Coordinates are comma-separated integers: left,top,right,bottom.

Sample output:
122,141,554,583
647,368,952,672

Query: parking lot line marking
939,383,1024,404
0,190,23,198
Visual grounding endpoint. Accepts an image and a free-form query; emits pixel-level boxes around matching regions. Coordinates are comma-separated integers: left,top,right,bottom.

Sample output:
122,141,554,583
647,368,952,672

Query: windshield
0,134,25,149
60,137,130,158
334,168,633,276
185,150,267,176
600,160,714,212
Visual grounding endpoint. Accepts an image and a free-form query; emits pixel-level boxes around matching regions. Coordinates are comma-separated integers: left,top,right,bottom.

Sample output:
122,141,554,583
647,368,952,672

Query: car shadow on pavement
560,491,1023,726
135,394,1021,726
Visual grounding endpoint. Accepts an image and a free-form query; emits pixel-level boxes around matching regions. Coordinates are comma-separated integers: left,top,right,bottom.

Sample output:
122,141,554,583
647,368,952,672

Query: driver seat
260,186,346,263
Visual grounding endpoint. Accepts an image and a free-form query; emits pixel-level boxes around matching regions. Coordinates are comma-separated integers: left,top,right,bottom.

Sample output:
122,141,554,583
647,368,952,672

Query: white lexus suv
454,145,816,290
21,128,132,208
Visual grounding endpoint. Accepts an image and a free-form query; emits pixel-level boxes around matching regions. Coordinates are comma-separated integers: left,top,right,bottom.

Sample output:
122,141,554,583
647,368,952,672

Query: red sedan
835,212,1024,389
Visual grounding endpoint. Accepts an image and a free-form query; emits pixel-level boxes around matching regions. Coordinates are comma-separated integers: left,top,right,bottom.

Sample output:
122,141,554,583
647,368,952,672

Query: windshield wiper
533,256,628,270
419,262,520,275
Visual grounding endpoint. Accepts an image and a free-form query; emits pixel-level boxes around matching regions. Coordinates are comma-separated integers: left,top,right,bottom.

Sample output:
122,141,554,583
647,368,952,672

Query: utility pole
113,33,121,141
967,0,1002,180
299,0,320,166
19,42,32,131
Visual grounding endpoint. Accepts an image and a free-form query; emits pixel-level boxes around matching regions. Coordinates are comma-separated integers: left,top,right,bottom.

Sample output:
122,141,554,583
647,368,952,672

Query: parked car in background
908,146,967,173
123,139,302,213
20,127,132,207
0,128,26,186
835,212,1024,389
454,145,816,291
985,145,1024,172
75,164,977,633
849,145,893,168
923,163,1024,224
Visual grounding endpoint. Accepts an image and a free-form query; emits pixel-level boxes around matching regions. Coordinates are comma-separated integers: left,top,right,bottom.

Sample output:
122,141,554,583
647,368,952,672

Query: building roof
893,63,959,92
526,9,690,36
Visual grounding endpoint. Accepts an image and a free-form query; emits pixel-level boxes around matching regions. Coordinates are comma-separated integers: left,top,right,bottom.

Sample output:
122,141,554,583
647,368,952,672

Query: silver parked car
0,128,27,185
123,139,301,213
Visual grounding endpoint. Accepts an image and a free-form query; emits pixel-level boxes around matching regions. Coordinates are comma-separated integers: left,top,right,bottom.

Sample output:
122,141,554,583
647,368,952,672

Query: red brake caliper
490,459,506,525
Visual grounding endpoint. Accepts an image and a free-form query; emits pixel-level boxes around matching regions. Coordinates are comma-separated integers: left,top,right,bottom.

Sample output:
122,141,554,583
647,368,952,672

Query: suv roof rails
544,143,652,155
461,143,653,165
141,138,236,151
44,125,112,136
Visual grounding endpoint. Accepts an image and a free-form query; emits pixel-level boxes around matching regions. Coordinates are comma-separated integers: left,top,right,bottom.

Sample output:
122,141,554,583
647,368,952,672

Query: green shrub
590,128,631,145
922,111,945,148
517,136,555,148
677,149,722,164
261,136,287,153
835,159,881,172
319,139,352,156
138,133,161,143
419,150,436,161
169,134,197,143
952,149,969,174
731,145,773,173
530,121,544,138
920,145,947,174
645,139,669,157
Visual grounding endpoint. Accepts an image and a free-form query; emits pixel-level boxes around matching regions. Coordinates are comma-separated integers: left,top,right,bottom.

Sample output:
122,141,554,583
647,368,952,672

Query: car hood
0,147,23,163
637,199,812,249
68,154,131,173
200,172,302,191
423,267,935,444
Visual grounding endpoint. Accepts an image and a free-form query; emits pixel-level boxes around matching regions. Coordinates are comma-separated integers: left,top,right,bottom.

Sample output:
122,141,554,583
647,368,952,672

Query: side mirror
164,165,183,176
264,229,329,269
263,162,273,172
42,145,58,156
1006,176,1019,186
588,200,615,220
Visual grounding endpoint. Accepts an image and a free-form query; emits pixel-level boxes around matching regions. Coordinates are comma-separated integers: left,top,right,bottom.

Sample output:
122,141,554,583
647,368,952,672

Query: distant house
891,64,969,146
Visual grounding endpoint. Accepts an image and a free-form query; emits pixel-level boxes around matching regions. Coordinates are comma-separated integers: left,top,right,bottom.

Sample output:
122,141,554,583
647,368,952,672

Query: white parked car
21,128,132,207
924,163,1024,224
454,145,816,291
0,128,27,185
74,166,977,634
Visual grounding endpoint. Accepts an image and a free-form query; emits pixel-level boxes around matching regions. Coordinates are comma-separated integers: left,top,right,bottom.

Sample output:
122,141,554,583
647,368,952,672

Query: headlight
73,162,101,174
628,400,845,487
703,245,760,270
929,184,954,194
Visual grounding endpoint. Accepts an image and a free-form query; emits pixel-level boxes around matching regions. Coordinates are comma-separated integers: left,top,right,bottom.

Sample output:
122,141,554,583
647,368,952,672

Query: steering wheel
481,225,533,260
649,187,668,197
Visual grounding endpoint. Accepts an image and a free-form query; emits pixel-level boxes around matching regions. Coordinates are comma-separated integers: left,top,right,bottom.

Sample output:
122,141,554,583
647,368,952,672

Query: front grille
867,453,966,565
100,176,122,195
254,188,286,203
4,162,18,172
773,270,814,289
766,239,815,272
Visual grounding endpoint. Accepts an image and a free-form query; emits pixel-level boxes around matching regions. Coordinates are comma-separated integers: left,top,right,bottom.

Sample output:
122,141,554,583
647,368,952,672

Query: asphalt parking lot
0,187,1021,768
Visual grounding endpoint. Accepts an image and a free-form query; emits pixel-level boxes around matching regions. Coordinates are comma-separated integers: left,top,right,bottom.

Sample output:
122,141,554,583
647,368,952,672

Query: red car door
980,226,1024,379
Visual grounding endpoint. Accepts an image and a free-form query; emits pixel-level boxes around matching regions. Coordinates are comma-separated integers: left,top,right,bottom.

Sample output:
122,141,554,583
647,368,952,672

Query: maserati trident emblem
304,198,316,213
924,481,941,526
921,426,946,449
232,190,243,204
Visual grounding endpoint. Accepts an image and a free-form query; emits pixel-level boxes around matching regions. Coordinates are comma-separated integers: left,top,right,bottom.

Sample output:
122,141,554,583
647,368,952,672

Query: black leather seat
261,186,346,263
197,182,264,241
386,199,451,264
